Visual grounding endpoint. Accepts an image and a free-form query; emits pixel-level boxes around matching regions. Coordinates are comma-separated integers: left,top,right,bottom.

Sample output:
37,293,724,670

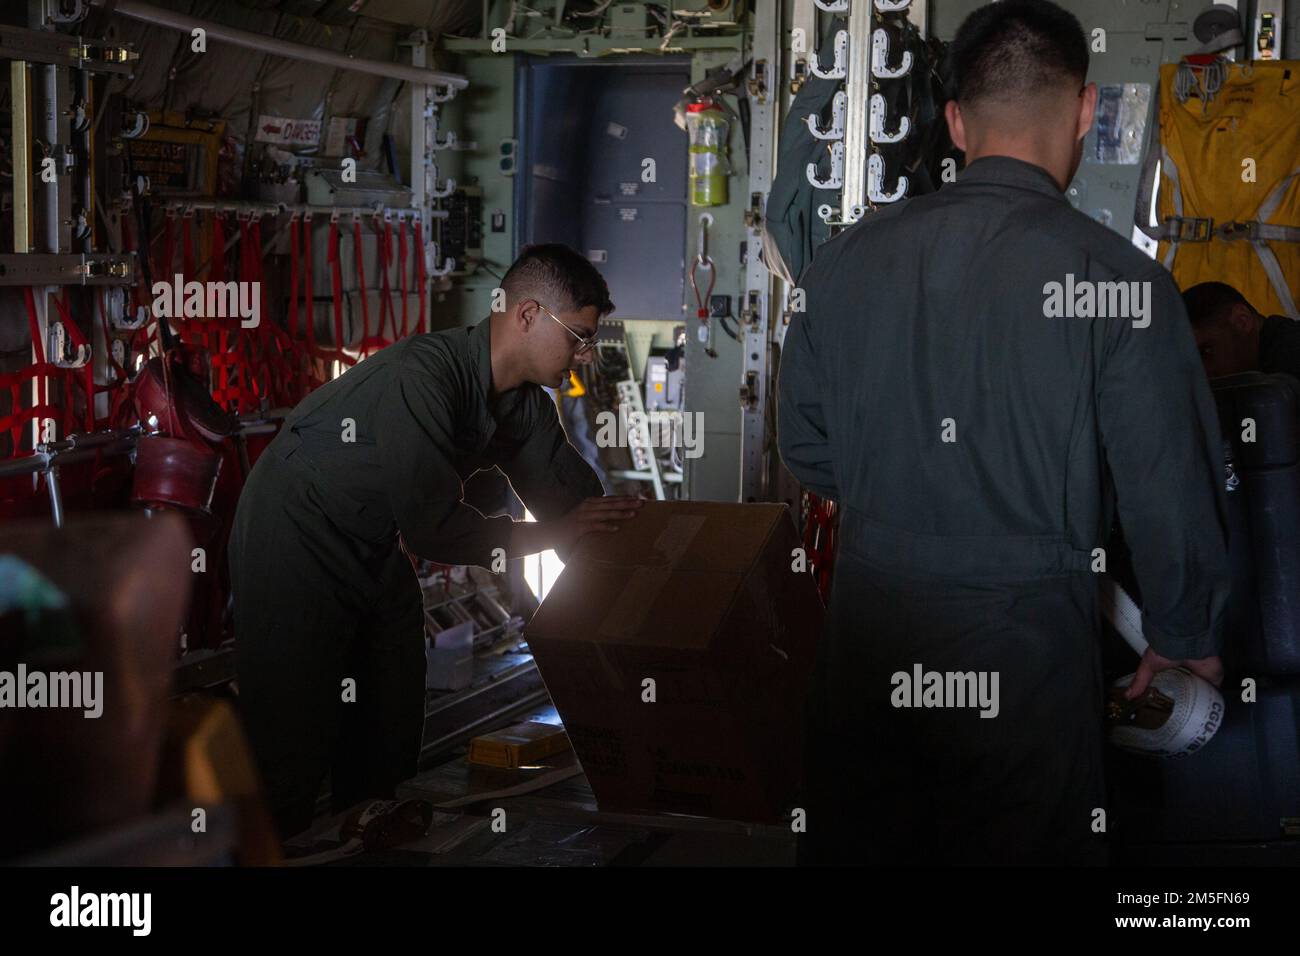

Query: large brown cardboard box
525,501,824,823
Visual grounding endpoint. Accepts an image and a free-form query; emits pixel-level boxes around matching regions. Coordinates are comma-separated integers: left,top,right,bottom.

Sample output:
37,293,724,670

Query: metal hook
49,323,92,369
871,29,913,79
809,30,849,80
869,93,911,144
697,213,713,265
121,109,149,139
807,141,845,190
118,305,150,331
432,129,458,151
812,0,849,11
874,0,912,11
426,240,455,277
806,90,848,141
430,83,456,104
107,286,148,331
430,177,456,199
868,152,908,203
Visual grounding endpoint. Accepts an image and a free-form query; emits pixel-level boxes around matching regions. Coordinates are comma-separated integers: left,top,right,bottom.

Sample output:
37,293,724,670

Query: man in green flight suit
229,243,641,840
778,1,1229,864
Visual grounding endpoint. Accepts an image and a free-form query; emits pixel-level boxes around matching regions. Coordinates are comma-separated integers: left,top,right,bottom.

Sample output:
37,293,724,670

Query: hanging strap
398,217,409,338
378,215,396,343
327,216,350,361
161,209,176,284
181,213,196,281
352,216,373,358
415,218,427,335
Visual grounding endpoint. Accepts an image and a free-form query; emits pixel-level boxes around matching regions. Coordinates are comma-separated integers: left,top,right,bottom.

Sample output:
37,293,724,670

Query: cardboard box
468,720,571,769
525,501,824,823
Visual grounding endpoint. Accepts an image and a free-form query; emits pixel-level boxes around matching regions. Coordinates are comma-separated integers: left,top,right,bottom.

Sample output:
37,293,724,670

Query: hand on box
510,496,643,559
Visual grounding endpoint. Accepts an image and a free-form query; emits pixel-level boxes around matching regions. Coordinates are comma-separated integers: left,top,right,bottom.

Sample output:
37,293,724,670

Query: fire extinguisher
686,99,729,207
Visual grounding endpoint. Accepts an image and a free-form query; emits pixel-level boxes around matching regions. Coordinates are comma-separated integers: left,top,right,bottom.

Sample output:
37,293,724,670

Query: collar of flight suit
468,318,494,408
467,317,525,429
956,155,1070,203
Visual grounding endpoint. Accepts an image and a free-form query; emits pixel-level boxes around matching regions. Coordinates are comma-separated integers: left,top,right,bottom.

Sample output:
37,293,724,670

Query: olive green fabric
778,155,1231,864
230,320,602,838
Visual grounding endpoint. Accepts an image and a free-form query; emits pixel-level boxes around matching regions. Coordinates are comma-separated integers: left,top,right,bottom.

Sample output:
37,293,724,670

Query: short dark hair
1182,281,1256,327
501,243,615,317
949,0,1089,109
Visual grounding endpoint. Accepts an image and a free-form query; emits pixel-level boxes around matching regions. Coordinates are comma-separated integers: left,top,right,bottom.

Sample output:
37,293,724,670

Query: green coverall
778,156,1231,864
229,319,602,839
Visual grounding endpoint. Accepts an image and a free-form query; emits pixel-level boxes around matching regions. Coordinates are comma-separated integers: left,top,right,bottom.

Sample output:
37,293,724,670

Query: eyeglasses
535,302,598,355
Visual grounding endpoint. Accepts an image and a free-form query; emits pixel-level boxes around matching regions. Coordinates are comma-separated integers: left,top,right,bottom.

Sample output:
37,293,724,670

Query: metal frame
86,0,467,89
737,0,781,502
0,252,132,285
839,0,874,218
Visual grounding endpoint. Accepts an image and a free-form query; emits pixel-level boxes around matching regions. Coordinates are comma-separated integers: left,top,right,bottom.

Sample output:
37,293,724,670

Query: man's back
791,156,1212,565
778,156,1230,864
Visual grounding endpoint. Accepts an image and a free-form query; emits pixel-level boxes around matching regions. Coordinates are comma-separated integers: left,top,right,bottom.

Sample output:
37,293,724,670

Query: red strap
181,215,196,281
353,218,371,358
204,212,227,394
415,219,427,335
246,218,272,409
329,218,346,356
161,212,175,284
398,218,409,338
173,213,198,344
372,219,390,344
207,218,260,413
379,217,395,342
210,213,225,281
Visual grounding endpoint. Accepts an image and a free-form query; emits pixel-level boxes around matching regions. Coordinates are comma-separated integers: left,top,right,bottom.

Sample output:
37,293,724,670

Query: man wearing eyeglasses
229,242,641,841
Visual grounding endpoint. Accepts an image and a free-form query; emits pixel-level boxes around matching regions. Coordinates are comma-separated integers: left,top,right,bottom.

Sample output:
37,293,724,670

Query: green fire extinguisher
686,99,729,207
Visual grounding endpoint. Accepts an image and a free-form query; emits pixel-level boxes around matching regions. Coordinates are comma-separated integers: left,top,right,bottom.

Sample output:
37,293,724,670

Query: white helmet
1107,668,1225,758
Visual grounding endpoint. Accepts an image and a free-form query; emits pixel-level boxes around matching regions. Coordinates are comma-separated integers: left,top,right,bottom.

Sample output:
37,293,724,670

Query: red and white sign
254,115,321,147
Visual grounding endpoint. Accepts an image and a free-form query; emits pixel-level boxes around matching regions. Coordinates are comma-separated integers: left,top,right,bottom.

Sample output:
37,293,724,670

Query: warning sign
254,116,322,147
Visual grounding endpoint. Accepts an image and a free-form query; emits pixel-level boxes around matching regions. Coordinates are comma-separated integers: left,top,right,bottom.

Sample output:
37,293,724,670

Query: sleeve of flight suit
497,389,604,521
375,358,514,569
777,263,840,500
1096,265,1231,661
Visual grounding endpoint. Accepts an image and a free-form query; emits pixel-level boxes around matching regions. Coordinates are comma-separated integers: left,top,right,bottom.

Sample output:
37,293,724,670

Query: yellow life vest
1153,60,1300,318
